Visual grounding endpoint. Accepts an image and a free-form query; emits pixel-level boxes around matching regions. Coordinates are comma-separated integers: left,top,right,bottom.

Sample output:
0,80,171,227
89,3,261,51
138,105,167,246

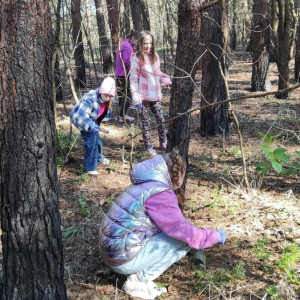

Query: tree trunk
130,0,143,31
200,1,229,136
140,0,151,31
71,0,86,87
276,0,292,98
124,0,131,35
106,0,120,62
167,0,204,189
231,0,238,51
251,0,272,92
0,0,68,299
94,0,114,74
55,56,64,102
295,14,300,80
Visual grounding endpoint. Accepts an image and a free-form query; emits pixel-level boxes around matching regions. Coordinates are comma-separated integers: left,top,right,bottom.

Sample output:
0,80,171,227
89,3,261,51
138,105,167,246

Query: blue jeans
111,232,191,281
81,131,105,171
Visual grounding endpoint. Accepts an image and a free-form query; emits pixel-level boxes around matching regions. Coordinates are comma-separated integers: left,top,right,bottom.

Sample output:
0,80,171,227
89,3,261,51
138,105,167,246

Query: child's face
101,94,112,102
143,35,152,55
130,36,138,48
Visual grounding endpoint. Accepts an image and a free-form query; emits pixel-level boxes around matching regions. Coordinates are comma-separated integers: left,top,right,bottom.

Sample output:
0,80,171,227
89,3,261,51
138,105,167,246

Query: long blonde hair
136,30,157,64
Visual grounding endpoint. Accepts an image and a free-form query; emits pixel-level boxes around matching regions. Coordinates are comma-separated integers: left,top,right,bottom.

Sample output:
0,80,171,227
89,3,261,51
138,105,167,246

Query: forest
0,0,300,299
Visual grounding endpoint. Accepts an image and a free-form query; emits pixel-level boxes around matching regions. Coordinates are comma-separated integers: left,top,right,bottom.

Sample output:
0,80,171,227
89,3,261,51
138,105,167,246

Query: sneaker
159,141,167,151
87,170,99,176
119,116,124,123
101,158,110,165
123,274,156,300
148,148,157,159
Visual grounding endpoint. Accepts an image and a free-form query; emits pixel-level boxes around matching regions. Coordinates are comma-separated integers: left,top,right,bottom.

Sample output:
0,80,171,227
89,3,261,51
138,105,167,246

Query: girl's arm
72,98,96,131
145,190,219,249
129,56,142,105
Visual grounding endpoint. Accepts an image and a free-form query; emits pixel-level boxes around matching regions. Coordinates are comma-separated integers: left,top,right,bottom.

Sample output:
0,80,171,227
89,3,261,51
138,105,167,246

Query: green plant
252,239,272,261
230,146,242,158
78,196,91,218
107,165,116,173
255,132,300,177
107,196,115,207
266,285,279,299
57,157,64,167
188,171,196,179
57,128,77,156
275,243,300,284
194,268,230,292
73,167,85,175
230,261,246,283
194,263,246,293
79,173,89,182
156,282,168,288
62,228,82,238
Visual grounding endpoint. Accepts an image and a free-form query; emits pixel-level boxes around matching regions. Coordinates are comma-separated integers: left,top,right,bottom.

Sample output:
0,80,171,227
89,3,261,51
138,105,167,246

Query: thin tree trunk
200,1,229,136
295,13,300,80
140,0,151,31
124,0,131,35
129,0,143,31
71,0,86,87
231,0,238,51
94,0,114,74
277,0,292,98
106,0,120,63
0,0,68,298
251,0,272,92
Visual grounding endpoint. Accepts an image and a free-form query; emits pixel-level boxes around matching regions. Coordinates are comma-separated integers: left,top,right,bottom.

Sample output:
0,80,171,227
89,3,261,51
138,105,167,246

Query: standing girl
99,148,226,299
69,77,115,176
130,30,172,158
115,29,139,122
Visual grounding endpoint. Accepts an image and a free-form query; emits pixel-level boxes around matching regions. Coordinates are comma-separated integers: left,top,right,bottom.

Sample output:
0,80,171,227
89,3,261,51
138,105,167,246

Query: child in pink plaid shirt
130,31,172,158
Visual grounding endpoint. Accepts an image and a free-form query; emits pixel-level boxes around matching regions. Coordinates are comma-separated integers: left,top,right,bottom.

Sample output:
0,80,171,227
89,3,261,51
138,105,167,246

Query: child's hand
216,229,226,245
90,124,100,132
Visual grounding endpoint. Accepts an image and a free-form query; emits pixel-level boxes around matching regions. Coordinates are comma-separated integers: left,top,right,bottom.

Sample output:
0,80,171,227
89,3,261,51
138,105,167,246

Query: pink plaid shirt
130,54,172,105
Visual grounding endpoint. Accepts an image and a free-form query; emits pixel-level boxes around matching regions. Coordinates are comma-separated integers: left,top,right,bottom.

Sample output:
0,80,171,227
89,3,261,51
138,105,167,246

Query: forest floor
56,51,300,300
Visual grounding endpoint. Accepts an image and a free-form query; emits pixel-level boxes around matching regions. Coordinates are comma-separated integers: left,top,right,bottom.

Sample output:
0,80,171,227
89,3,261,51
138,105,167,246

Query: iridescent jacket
99,155,172,267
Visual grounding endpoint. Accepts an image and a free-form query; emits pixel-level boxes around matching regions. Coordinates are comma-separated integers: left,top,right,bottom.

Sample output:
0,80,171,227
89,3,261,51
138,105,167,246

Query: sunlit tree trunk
0,0,68,298
71,0,86,87
94,0,114,74
124,0,131,35
251,0,272,91
200,1,229,136
130,0,143,31
106,0,120,61
167,0,210,189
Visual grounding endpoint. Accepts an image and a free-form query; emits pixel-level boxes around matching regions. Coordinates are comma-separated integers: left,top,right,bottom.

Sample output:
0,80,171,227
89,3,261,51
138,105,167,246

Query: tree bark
140,0,151,31
124,0,131,35
167,0,204,189
129,0,143,31
276,0,292,98
295,13,300,80
200,1,229,136
0,0,68,299
230,0,238,51
71,0,86,87
251,0,272,92
94,0,114,74
106,0,120,62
